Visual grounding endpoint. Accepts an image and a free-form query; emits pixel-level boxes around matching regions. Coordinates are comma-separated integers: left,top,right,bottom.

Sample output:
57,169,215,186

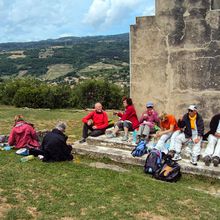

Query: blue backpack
144,149,162,174
131,140,147,157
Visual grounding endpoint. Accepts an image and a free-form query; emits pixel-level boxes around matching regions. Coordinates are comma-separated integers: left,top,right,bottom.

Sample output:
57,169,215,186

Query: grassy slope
0,105,220,220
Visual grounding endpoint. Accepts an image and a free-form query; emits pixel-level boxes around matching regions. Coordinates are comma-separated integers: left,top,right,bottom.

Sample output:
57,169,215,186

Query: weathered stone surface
73,142,220,179
130,0,220,123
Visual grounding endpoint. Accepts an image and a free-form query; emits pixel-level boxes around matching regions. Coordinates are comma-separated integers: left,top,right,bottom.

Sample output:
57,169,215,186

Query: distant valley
0,33,129,87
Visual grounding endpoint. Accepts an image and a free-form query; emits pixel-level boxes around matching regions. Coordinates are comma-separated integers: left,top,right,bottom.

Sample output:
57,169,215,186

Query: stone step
86,136,135,150
86,135,206,159
73,142,220,180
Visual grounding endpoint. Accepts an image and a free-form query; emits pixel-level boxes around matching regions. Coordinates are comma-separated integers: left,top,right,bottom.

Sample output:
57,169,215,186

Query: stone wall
130,0,220,126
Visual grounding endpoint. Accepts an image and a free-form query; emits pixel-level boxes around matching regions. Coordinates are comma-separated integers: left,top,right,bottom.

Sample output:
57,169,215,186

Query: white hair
56,122,67,131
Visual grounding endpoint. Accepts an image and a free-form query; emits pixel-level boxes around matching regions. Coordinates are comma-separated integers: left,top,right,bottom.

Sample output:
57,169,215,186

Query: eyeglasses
188,109,193,112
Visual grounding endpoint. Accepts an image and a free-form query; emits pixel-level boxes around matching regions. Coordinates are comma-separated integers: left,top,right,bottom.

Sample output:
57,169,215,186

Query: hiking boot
107,133,116,138
173,153,182,161
190,156,197,166
212,156,220,167
121,135,128,141
203,155,211,166
79,138,86,144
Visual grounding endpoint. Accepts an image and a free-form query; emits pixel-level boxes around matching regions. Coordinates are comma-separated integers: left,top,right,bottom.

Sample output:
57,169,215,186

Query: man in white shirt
203,113,220,167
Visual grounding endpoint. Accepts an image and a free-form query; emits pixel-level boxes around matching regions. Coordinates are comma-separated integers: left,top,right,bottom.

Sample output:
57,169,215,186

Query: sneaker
79,138,86,143
107,133,116,138
190,156,197,166
203,155,211,166
173,153,182,161
121,136,128,141
212,156,220,167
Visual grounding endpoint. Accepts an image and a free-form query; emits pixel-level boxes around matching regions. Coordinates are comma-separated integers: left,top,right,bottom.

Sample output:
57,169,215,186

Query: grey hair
56,121,67,131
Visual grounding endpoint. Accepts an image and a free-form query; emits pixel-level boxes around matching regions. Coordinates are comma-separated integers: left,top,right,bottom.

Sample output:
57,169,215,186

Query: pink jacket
8,121,40,149
139,110,159,129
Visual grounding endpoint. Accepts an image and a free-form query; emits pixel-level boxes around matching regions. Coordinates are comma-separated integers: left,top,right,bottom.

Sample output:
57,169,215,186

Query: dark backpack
131,140,147,157
144,149,162,174
154,159,181,182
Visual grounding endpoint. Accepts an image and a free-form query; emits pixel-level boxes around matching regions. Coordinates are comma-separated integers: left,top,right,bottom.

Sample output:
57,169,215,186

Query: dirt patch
0,197,12,219
188,186,220,197
27,207,41,219
135,211,167,220
89,162,129,173
80,208,87,216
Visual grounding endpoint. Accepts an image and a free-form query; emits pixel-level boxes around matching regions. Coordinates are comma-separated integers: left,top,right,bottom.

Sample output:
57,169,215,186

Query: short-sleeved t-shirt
160,114,179,131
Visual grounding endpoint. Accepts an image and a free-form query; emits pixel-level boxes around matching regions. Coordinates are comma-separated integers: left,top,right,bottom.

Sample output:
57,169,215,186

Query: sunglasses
188,109,194,112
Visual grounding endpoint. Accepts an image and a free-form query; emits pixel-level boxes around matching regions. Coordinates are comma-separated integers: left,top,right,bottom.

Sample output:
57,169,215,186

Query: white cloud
0,0,155,42
83,0,147,28
142,5,155,16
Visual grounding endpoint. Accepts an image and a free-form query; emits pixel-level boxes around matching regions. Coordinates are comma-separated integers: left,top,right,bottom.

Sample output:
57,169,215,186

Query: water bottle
132,130,137,144
20,155,34,162
3,145,11,151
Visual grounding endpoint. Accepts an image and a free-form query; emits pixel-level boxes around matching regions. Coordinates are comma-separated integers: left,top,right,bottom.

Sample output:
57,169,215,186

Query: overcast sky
0,0,155,43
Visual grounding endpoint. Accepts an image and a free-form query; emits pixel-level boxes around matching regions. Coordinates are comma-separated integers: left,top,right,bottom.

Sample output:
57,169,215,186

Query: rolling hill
0,33,129,86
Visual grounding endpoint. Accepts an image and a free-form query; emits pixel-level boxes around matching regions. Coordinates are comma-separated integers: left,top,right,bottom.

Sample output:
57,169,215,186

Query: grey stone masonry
130,0,220,126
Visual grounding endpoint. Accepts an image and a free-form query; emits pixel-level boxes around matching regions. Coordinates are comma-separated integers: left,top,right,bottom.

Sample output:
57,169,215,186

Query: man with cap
203,113,220,167
136,101,159,143
172,105,204,165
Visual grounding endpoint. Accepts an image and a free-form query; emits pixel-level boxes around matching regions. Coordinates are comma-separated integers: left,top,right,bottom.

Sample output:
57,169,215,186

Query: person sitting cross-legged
107,97,139,141
79,102,108,143
154,112,180,154
172,105,204,166
203,113,220,167
136,101,159,144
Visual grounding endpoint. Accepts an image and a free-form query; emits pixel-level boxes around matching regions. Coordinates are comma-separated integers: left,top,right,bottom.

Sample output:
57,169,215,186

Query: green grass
0,105,220,219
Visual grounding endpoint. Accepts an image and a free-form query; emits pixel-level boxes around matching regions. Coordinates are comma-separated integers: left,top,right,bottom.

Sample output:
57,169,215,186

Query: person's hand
92,126,97,129
113,111,118,116
87,119,93,126
193,137,200,144
215,133,220,138
155,131,162,138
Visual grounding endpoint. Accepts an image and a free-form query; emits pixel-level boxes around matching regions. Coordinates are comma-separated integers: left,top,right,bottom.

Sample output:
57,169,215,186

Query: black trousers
82,123,105,138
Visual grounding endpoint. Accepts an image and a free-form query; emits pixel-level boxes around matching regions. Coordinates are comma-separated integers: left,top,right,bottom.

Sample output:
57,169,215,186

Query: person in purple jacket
136,101,159,143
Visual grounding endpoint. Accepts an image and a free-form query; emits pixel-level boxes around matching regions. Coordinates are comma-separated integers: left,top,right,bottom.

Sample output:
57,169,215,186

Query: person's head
146,101,154,114
14,115,24,122
159,112,168,122
56,122,67,133
122,97,133,107
188,105,197,117
95,102,103,112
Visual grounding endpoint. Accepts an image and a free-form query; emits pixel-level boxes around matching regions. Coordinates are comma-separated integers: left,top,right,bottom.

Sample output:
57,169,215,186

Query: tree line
0,78,127,109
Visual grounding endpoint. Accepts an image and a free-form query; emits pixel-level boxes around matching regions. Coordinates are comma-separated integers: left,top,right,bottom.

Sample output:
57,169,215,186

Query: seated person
8,115,40,149
30,122,73,162
79,102,108,143
172,105,204,165
203,113,220,167
136,101,159,144
108,97,139,141
154,112,180,154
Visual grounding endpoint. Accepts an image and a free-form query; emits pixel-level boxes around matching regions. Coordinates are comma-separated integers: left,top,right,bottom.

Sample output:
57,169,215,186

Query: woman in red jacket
108,97,139,141
8,115,40,149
